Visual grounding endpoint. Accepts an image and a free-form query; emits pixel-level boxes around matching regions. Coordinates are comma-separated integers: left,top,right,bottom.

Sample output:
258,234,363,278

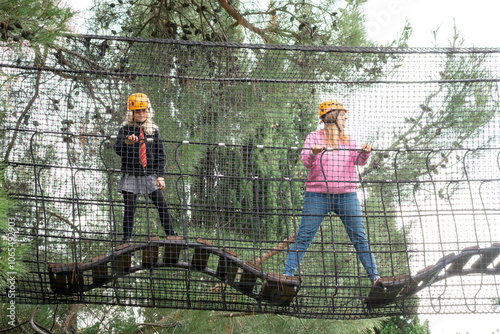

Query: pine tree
0,0,74,49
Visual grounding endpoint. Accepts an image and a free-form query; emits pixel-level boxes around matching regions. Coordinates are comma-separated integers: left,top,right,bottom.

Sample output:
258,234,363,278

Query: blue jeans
284,192,379,282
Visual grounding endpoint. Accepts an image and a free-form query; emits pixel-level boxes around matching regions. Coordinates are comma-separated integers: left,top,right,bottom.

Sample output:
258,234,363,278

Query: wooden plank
91,255,108,285
142,236,160,268
365,284,404,308
239,268,258,294
260,273,300,306
48,262,83,293
163,236,184,264
378,274,410,287
191,239,212,270
48,263,69,293
216,249,239,281
112,242,132,274
447,246,478,273
470,243,500,271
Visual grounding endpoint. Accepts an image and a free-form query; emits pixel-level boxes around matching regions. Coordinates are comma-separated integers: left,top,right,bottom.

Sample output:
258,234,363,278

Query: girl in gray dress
115,93,176,242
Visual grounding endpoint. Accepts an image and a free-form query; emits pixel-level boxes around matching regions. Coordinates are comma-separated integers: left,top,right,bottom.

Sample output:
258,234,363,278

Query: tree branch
136,321,180,329
213,312,256,318
63,304,82,334
250,233,296,267
3,67,42,162
53,45,107,71
0,321,29,333
215,0,268,42
29,306,52,334
42,208,81,233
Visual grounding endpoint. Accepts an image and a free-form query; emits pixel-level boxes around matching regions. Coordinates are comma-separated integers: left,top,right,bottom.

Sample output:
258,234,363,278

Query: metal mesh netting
1,35,499,319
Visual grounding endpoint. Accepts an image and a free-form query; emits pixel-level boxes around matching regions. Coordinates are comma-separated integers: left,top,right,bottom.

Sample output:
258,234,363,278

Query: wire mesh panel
1,36,499,318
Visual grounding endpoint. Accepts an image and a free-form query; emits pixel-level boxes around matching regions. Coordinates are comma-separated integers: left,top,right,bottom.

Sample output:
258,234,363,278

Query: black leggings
122,190,176,241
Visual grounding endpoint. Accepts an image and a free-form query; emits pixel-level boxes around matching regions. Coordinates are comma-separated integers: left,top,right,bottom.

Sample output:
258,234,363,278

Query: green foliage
88,0,410,46
0,163,28,291
0,163,8,223
150,309,385,334
0,0,74,51
89,0,244,42
374,315,431,334
0,304,97,333
0,305,387,333
493,299,500,312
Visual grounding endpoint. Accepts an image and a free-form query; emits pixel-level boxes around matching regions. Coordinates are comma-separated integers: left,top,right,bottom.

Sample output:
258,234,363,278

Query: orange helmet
127,93,151,111
319,100,347,118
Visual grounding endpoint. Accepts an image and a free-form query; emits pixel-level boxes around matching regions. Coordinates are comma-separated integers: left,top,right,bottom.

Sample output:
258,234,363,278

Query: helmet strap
321,111,338,125
322,116,341,134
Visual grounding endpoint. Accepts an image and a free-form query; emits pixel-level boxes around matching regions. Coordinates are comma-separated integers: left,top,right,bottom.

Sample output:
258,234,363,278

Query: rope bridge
1,35,499,319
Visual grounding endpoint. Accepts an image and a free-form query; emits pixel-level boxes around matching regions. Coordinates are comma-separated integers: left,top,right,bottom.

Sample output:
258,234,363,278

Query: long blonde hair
322,109,349,148
122,107,158,135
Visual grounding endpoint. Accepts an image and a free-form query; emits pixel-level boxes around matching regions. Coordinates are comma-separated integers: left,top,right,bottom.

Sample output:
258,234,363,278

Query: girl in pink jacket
283,100,381,285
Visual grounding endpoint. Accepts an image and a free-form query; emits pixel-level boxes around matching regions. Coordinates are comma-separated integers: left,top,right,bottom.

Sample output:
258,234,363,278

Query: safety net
1,35,499,318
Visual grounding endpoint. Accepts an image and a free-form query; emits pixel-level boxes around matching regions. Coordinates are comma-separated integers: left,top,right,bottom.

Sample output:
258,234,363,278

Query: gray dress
117,174,160,194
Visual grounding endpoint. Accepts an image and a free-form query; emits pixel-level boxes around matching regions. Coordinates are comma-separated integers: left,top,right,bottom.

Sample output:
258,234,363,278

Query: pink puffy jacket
301,130,370,194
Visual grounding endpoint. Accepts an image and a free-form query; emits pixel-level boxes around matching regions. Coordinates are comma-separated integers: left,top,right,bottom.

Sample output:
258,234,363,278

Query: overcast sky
64,1,500,333
364,0,500,47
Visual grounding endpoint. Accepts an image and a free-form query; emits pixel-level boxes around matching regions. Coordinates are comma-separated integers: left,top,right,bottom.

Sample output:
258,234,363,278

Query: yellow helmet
319,100,347,118
127,93,151,111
